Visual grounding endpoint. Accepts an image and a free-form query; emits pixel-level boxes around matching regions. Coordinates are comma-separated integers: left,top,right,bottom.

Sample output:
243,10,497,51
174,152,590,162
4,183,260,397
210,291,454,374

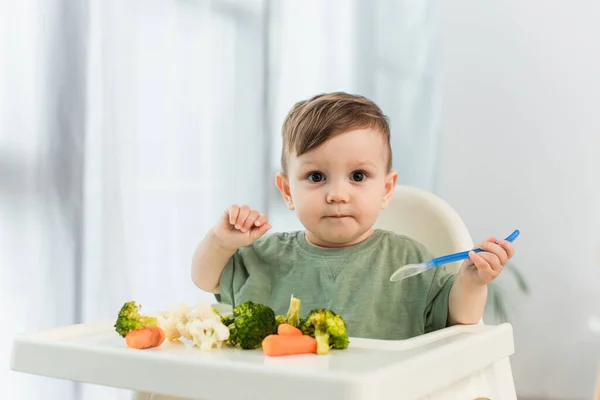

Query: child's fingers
234,205,251,229
227,205,240,226
250,223,271,241
497,239,515,259
254,214,268,227
469,251,494,278
480,241,508,265
478,252,502,272
241,210,259,232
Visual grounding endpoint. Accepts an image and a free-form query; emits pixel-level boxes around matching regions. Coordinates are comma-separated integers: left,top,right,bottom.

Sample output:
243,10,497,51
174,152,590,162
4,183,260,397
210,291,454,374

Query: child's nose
326,182,350,203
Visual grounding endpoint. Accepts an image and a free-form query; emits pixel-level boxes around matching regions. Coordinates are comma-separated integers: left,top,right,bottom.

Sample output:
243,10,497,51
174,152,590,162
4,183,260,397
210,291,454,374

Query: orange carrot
125,326,166,349
262,334,317,357
277,323,303,336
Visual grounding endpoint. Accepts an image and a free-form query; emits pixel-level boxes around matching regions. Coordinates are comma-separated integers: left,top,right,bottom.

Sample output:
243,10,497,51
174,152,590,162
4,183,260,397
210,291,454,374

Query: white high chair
374,184,474,274
8,187,518,399
373,185,517,399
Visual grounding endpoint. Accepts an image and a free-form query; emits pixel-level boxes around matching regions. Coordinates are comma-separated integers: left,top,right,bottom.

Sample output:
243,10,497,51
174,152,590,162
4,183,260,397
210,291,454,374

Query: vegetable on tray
277,323,303,336
114,296,350,357
275,295,301,328
125,326,166,349
261,298,349,357
114,302,165,350
262,334,317,357
157,302,230,351
114,301,160,338
225,301,277,349
299,309,349,355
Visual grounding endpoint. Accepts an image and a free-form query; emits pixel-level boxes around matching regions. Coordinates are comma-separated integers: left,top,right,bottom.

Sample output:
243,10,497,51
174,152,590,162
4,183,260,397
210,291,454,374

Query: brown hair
281,92,392,172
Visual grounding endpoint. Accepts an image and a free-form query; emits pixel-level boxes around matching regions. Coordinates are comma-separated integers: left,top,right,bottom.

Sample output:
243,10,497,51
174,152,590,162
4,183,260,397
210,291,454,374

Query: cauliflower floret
158,315,182,341
187,318,230,351
159,302,190,341
157,301,230,349
176,319,193,341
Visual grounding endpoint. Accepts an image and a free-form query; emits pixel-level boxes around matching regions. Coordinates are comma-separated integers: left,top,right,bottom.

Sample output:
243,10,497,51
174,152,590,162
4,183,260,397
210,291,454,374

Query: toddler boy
191,92,514,340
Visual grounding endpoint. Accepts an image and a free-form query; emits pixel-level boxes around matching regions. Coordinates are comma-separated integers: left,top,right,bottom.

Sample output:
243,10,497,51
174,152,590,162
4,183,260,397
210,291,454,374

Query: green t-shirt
216,229,456,340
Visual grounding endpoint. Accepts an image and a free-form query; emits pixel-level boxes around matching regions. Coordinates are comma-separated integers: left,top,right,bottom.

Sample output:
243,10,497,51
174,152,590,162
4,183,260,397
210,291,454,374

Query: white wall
439,1,600,398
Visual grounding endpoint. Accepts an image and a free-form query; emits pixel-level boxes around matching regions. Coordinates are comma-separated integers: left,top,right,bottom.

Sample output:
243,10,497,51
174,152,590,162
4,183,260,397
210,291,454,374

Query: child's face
276,128,397,248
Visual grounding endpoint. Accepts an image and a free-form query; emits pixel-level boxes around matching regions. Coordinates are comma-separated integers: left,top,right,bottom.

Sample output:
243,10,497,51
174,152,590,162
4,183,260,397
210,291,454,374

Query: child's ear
275,172,295,210
381,170,398,209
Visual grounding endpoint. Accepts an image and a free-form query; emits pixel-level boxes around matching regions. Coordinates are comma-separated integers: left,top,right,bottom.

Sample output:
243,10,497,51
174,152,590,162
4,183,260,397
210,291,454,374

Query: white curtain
82,0,269,321
2,0,269,399
1,0,438,399
84,1,270,399
1,1,85,399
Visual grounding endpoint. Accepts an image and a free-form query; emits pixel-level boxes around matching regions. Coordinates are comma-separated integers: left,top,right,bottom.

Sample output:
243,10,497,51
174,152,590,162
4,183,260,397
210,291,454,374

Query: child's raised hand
461,237,515,285
212,204,272,251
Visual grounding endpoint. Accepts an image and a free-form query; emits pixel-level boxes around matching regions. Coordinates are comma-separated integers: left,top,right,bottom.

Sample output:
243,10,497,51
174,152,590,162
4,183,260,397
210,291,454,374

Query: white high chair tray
11,321,514,400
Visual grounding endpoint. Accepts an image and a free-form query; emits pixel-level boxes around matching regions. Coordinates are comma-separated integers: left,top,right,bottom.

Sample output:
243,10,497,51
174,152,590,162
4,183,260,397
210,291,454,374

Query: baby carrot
262,334,317,357
125,326,166,349
277,323,303,336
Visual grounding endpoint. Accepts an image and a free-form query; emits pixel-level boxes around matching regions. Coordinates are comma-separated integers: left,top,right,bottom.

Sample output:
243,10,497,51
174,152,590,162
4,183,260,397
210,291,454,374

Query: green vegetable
227,301,277,349
114,301,159,338
220,315,235,327
300,309,349,355
275,315,288,327
275,295,301,328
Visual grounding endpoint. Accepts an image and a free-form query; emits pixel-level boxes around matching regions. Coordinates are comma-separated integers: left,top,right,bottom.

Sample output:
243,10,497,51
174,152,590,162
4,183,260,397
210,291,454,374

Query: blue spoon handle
430,229,520,267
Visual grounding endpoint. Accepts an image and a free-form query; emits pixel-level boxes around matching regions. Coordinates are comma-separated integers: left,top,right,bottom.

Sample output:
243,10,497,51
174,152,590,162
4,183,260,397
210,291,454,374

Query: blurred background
1,0,599,399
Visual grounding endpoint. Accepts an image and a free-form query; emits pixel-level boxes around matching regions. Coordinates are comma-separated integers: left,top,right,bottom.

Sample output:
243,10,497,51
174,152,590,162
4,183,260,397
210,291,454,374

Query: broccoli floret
220,315,235,327
302,309,349,355
114,301,159,338
275,315,288,327
227,301,277,349
214,306,235,328
299,317,311,335
275,295,301,328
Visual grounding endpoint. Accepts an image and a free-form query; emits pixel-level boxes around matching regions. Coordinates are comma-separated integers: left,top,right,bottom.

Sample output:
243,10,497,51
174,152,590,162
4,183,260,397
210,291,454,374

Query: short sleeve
424,264,457,333
388,234,457,335
214,250,248,308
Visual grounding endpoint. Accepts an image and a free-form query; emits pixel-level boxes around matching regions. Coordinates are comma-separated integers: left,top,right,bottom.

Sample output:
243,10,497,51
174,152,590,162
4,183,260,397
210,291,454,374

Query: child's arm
191,205,271,293
447,238,515,325
191,231,237,293
448,272,488,325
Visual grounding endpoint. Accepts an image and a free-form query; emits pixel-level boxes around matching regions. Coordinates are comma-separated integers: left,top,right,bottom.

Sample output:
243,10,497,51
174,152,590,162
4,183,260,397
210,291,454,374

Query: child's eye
307,172,326,183
350,170,367,182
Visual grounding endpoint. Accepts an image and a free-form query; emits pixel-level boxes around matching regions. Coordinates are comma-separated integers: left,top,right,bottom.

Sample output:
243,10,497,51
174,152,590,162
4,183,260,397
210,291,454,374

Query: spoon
389,229,520,282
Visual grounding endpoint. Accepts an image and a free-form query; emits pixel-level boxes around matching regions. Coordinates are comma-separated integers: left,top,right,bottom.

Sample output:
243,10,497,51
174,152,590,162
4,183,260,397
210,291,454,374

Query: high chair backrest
374,185,474,273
